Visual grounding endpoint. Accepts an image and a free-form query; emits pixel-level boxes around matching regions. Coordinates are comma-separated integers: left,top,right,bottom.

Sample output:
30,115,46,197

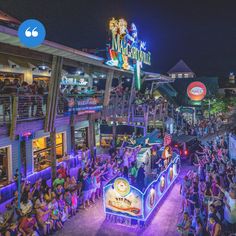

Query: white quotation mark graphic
25,27,39,37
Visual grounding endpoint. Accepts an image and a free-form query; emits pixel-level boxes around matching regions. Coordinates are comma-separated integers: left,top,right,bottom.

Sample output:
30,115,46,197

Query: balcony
0,92,104,136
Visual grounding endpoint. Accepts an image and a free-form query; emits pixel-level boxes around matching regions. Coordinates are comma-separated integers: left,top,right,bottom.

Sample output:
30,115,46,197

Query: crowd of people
0,78,48,120
182,117,224,137
0,79,48,95
177,133,236,236
0,153,122,236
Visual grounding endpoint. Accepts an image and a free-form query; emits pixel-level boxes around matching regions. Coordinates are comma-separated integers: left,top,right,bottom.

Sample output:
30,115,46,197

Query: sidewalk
54,164,191,236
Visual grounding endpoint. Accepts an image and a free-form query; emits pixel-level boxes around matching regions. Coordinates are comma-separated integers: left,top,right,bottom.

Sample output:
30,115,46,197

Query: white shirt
224,191,236,224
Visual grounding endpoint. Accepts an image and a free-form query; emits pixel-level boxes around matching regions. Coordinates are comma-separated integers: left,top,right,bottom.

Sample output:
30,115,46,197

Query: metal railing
17,95,47,121
0,95,12,125
57,93,104,115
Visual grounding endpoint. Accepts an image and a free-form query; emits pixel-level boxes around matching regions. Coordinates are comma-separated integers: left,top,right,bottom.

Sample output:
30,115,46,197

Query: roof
0,15,167,80
158,83,178,97
143,71,174,83
168,60,194,74
0,24,134,74
172,134,197,143
0,10,20,25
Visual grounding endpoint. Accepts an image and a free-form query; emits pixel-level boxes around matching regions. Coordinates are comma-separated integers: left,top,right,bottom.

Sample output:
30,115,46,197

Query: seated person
177,212,192,235
19,214,39,236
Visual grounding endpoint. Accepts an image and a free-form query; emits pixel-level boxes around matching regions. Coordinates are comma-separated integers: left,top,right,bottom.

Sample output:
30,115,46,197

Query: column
44,56,63,183
70,114,75,153
50,129,57,181
88,114,95,161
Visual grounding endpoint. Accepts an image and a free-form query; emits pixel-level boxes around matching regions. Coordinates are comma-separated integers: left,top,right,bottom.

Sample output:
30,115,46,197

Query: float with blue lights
103,132,180,225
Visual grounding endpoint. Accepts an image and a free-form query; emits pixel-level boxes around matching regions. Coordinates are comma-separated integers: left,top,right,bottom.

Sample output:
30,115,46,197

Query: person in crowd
136,162,145,191
177,212,192,235
217,184,236,232
19,214,39,236
82,170,92,209
44,187,54,203
58,193,68,222
208,214,222,236
64,190,72,217
194,216,204,236
123,166,129,179
54,184,65,198
57,165,67,179
53,174,65,188
49,197,63,230
77,168,84,196
20,192,33,216
35,193,53,235
130,161,137,185
71,189,78,216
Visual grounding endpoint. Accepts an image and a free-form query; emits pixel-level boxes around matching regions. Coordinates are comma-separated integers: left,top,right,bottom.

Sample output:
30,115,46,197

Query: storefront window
75,127,88,150
33,133,65,172
0,147,9,186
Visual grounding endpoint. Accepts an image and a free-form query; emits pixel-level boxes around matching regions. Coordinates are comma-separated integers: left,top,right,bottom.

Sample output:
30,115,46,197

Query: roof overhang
0,25,133,75
143,71,174,83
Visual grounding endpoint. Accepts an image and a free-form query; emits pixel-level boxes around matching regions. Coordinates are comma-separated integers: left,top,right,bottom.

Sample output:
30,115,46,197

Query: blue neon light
103,153,180,222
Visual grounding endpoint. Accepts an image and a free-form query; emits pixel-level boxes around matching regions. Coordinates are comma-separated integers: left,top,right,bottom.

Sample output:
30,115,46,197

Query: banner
66,96,103,114
229,134,236,160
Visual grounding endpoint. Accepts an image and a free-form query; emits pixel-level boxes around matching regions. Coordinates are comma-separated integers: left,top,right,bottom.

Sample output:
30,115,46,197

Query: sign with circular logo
114,177,130,197
187,81,207,101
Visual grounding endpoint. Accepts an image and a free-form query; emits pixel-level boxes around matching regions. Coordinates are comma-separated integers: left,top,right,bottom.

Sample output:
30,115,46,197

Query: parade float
103,131,181,225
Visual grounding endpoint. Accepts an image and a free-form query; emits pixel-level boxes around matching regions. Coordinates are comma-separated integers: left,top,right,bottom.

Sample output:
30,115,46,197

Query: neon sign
61,75,88,86
106,18,151,90
187,81,207,101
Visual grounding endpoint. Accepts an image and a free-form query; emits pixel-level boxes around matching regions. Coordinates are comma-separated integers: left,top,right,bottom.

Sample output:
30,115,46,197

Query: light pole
17,135,22,209
208,99,211,119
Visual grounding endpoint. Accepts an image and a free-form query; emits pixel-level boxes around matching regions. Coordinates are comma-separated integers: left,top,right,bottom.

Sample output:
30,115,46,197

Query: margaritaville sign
106,18,151,89
110,18,151,66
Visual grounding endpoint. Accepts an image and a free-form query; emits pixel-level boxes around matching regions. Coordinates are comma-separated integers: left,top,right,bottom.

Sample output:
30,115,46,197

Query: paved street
55,165,189,236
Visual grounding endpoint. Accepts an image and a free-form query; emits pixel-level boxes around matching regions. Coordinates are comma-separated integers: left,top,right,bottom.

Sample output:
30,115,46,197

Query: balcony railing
17,95,47,121
0,95,12,125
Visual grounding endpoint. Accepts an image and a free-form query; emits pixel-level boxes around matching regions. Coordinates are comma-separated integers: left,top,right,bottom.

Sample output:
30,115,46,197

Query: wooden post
128,75,135,123
70,114,75,152
44,56,63,183
10,96,18,140
103,70,114,107
50,129,57,182
44,56,63,132
88,114,95,162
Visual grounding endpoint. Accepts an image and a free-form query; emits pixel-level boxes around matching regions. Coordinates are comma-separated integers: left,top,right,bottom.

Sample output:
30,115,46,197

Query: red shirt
57,168,67,179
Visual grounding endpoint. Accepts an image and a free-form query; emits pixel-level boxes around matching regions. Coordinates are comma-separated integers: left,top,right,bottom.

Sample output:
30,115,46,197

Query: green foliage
203,96,236,114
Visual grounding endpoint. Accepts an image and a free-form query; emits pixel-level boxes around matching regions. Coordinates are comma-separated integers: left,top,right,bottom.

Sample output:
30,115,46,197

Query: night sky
1,0,236,77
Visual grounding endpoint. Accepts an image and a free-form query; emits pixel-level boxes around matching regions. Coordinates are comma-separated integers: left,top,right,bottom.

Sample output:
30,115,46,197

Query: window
75,127,88,150
184,73,189,78
0,147,9,186
171,74,176,78
33,132,65,172
177,73,183,78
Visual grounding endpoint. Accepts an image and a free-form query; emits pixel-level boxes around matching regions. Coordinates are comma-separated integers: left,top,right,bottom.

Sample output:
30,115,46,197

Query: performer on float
161,133,173,169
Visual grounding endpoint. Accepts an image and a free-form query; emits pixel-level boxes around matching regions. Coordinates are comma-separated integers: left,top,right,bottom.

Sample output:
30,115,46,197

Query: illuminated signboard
104,154,181,221
106,18,151,90
61,75,88,86
104,177,143,219
66,96,103,114
187,81,207,101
